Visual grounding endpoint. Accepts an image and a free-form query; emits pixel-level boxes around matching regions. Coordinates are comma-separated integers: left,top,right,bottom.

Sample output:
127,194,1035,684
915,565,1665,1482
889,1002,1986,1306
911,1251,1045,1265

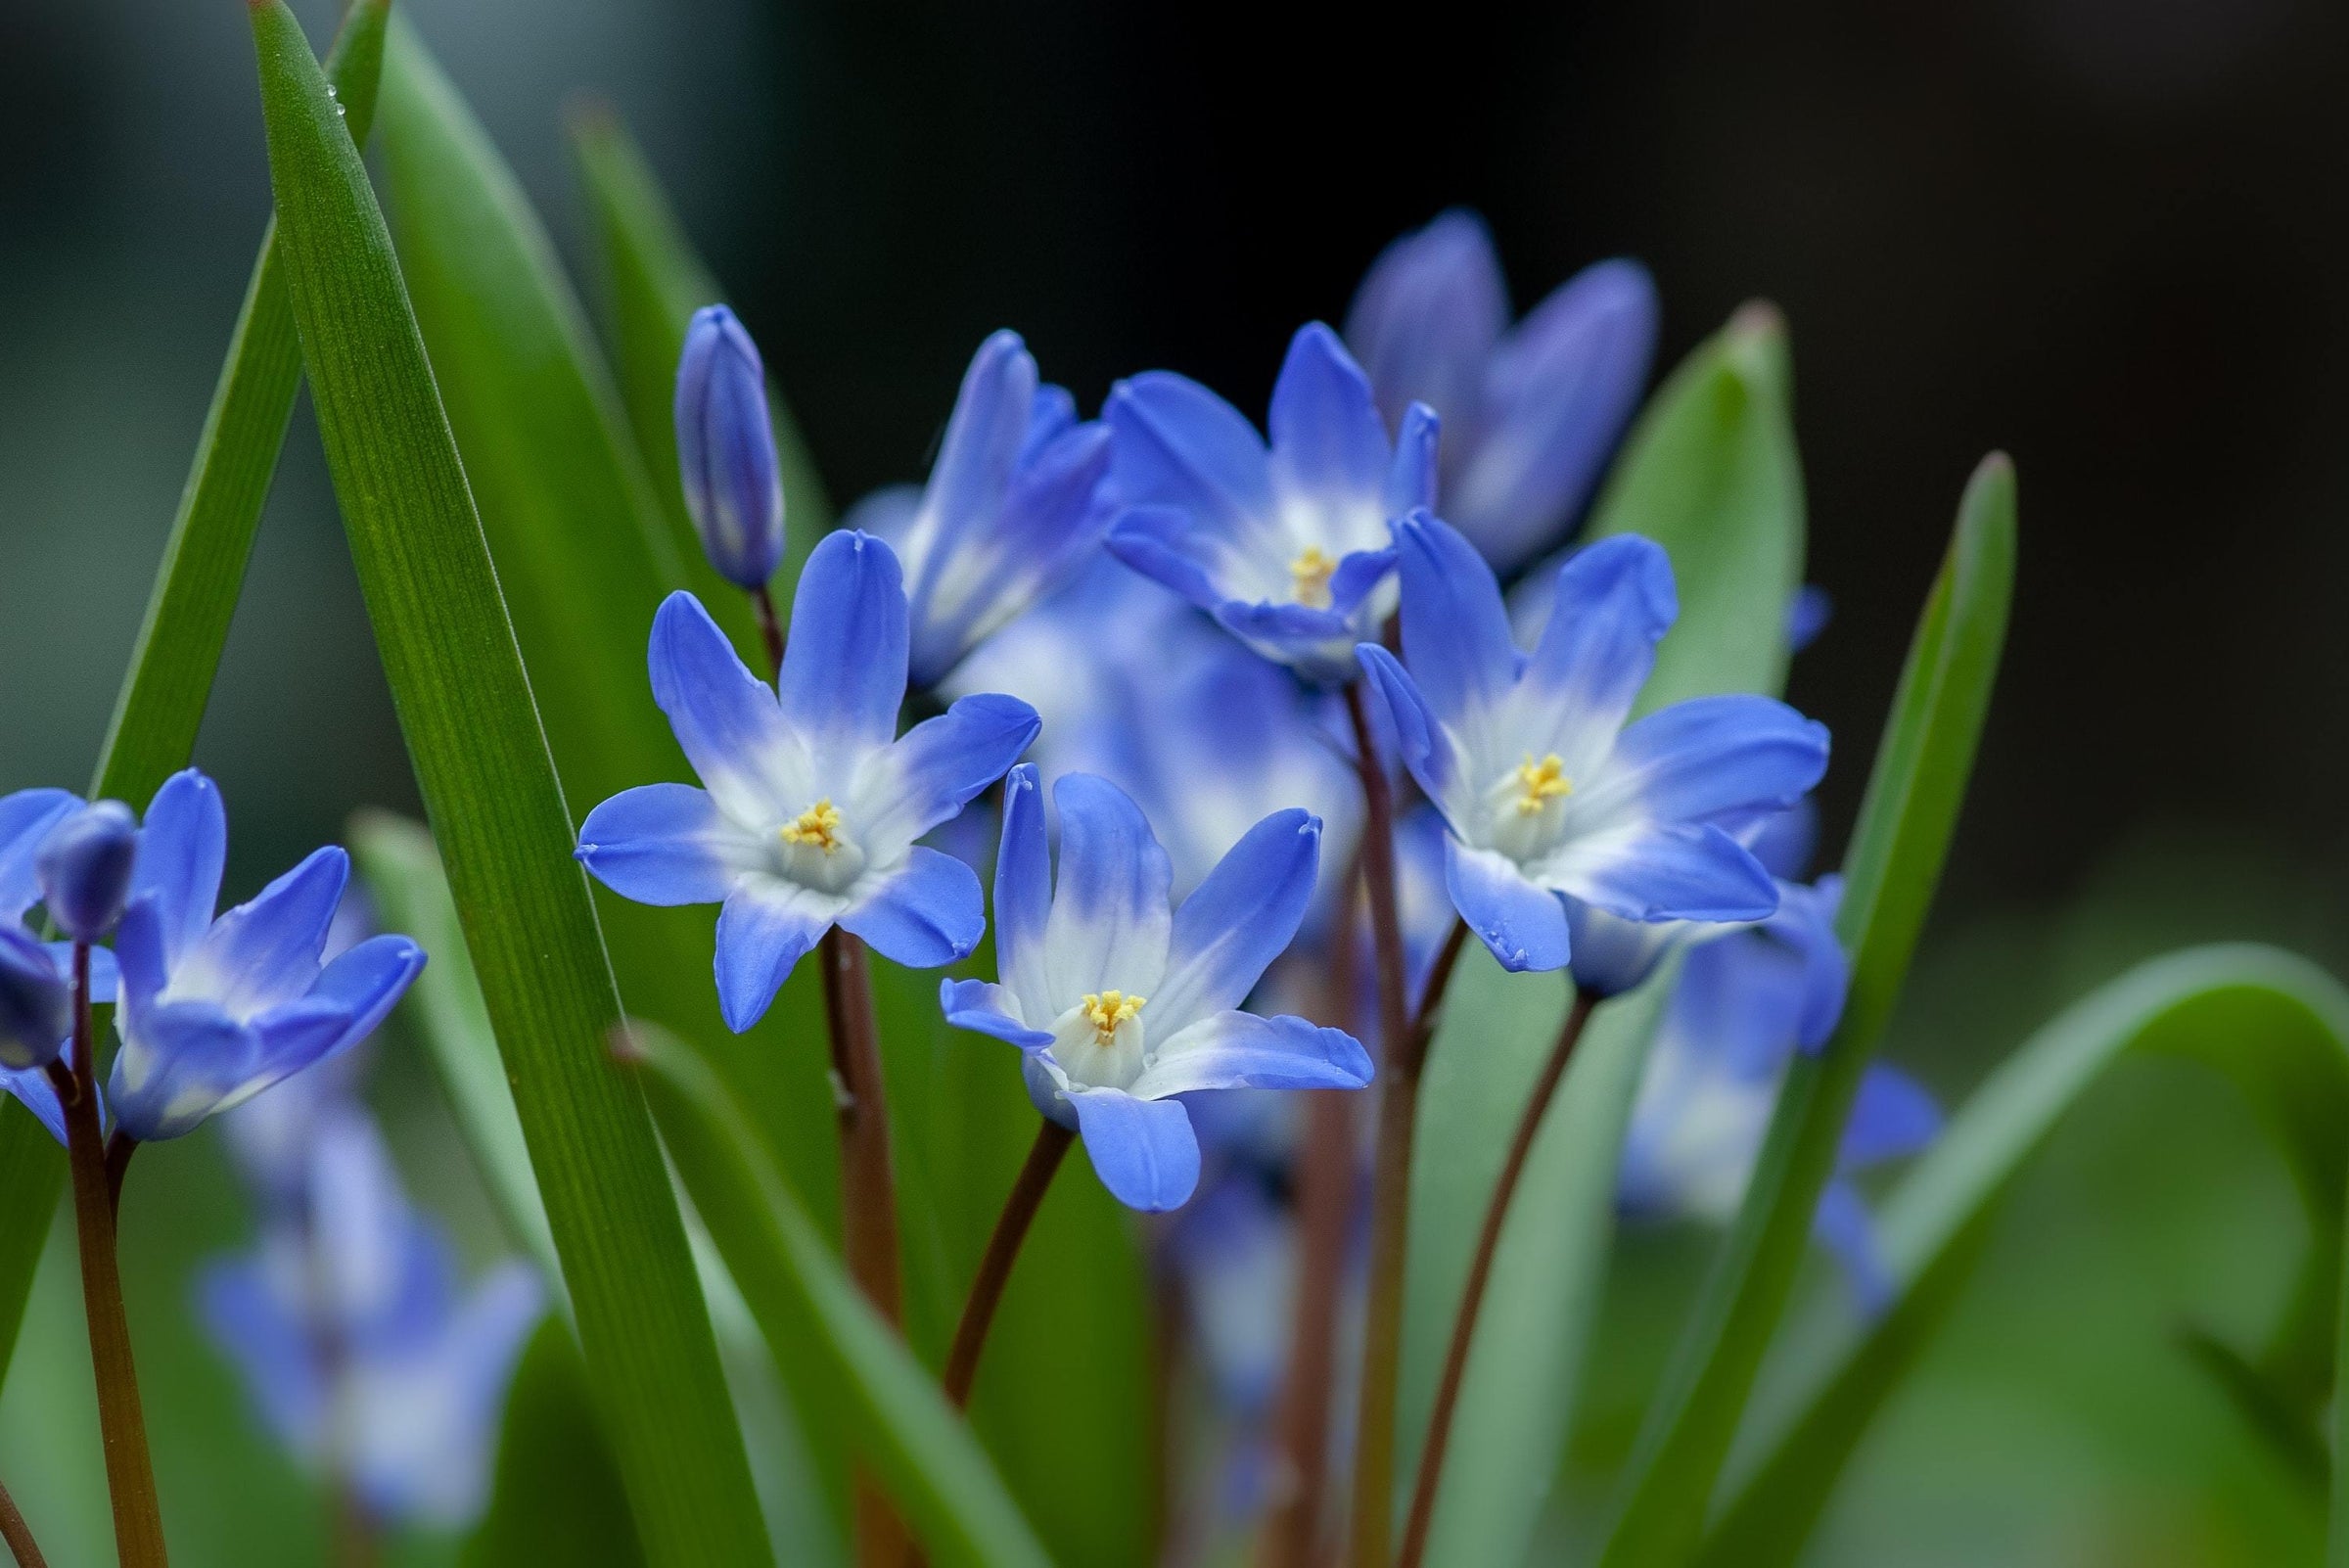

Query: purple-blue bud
0,927,69,1071
674,304,785,590
36,800,139,943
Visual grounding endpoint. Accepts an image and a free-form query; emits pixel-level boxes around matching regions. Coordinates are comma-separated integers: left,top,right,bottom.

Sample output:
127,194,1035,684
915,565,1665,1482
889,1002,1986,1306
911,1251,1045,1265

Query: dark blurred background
4,2,2348,1562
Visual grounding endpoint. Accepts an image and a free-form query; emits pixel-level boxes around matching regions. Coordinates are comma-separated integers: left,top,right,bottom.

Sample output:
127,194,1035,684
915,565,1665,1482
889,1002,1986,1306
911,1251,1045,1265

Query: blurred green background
4,1,2347,1562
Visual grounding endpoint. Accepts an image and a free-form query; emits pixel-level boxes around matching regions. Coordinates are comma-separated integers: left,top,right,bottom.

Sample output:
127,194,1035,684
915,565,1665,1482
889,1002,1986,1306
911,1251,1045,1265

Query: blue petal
128,769,226,972
1151,809,1321,1038
1023,383,1080,457
1518,535,1677,750
198,1251,325,1453
1812,1180,1894,1316
1070,1089,1201,1212
1324,544,1400,619
713,884,835,1033
1266,323,1390,516
1384,403,1442,521
1564,900,1706,999
648,591,803,823
1838,1063,1942,1173
0,789,82,924
926,331,1038,552
176,846,348,1018
853,693,1038,854
1105,505,1231,618
1787,584,1833,652
576,784,758,906
1043,774,1174,998
0,1058,68,1145
1745,798,1819,883
299,935,427,1064
1356,643,1457,818
1131,1010,1371,1099
1393,511,1518,730
0,928,69,1072
1445,840,1571,973
49,944,118,1006
1589,695,1829,829
1765,877,1849,1051
113,896,169,1016
674,305,785,590
1453,258,1658,572
840,846,985,969
1344,209,1508,439
777,530,910,757
939,978,1053,1048
993,765,1055,1021
111,1000,263,1141
1105,371,1272,534
1543,821,1778,925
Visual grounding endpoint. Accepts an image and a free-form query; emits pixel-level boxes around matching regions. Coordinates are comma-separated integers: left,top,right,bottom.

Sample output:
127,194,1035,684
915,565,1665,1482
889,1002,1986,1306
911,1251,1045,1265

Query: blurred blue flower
576,531,1039,1031
0,927,69,1074
1345,211,1657,574
200,1106,543,1528
107,770,426,1142
35,799,139,944
941,766,1371,1211
1358,515,1828,975
675,304,785,591
1105,323,1437,684
221,890,380,1210
846,330,1115,690
1618,876,1939,1311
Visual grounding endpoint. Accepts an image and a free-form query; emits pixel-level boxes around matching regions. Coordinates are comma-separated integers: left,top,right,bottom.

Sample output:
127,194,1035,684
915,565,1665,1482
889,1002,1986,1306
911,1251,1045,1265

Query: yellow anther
1080,990,1146,1042
779,799,844,853
1513,754,1572,815
1290,546,1338,609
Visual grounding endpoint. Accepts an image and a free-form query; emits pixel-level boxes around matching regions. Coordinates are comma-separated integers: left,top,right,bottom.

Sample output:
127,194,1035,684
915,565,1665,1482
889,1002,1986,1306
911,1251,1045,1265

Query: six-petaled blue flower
1105,323,1437,684
108,770,427,1142
846,330,1115,690
576,530,1040,1031
1345,210,1657,575
940,766,1372,1211
1358,513,1829,975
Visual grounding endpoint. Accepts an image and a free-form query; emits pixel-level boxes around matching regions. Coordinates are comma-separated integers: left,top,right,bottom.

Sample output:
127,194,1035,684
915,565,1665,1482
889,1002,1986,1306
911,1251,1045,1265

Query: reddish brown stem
1395,989,1599,1568
0,1477,48,1568
1341,679,1417,1568
58,945,168,1566
105,1132,137,1221
751,583,786,677
942,1120,1072,1407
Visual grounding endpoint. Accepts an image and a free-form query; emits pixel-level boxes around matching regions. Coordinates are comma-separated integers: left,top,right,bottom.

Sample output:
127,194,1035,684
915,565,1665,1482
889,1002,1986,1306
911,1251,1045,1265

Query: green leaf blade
245,6,770,1562
1596,452,2015,1568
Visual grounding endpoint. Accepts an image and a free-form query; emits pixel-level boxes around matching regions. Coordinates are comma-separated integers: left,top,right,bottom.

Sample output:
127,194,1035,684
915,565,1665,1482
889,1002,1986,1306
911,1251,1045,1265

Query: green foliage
464,1318,646,1568
244,5,770,1561
1397,303,1807,1566
1599,453,2017,1568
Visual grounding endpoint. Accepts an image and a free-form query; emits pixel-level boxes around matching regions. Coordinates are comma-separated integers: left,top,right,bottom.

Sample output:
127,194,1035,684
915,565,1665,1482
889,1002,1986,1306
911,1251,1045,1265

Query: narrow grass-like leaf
1398,304,1805,1565
0,0,392,1390
1697,944,2349,1565
465,1317,647,1568
1598,453,2016,1568
246,6,770,1562
569,106,831,610
627,1022,1054,1568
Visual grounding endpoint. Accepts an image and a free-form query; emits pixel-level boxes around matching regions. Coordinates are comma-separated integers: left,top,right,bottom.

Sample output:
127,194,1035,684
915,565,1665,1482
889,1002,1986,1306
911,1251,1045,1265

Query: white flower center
773,798,866,894
1481,753,1575,863
1048,990,1148,1091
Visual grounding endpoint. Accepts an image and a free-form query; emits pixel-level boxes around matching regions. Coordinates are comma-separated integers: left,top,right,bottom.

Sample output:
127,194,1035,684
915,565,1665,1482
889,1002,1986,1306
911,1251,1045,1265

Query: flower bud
36,800,139,943
674,304,785,590
0,928,69,1071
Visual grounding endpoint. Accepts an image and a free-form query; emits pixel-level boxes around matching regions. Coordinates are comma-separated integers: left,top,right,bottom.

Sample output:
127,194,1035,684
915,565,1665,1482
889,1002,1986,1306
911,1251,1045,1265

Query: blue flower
1618,877,1939,1312
846,330,1115,690
35,799,139,944
675,304,786,590
1344,210,1657,574
200,1106,543,1527
0,927,69,1074
576,530,1040,1032
108,770,427,1142
941,766,1372,1211
1357,514,1828,975
1105,323,1438,684
0,790,124,1128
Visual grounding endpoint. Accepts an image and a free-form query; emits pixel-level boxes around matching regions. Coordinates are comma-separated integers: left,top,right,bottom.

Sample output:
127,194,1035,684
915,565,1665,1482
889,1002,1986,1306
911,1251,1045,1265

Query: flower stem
942,1119,1073,1407
330,1482,377,1568
105,1133,137,1222
0,1476,49,1568
1394,988,1598,1568
55,944,167,1566
1342,679,1418,1568
751,584,786,676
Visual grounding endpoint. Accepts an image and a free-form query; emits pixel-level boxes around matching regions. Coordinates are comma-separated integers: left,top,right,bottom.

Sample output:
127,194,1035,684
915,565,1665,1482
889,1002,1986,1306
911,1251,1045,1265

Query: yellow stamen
1513,754,1572,815
1290,546,1338,609
779,799,844,853
1080,990,1146,1042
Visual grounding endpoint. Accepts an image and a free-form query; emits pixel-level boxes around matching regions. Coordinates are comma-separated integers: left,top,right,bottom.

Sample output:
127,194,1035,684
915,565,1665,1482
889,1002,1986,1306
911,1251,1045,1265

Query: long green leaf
568,106,831,608
1397,303,1805,1565
1697,943,2349,1565
245,6,770,1562
0,0,393,1386
1598,452,2016,1567
627,1022,1054,1568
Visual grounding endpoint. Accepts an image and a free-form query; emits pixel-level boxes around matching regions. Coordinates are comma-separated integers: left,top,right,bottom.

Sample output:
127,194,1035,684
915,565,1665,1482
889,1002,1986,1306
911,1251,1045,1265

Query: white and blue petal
840,846,985,969
774,530,910,759
939,979,1052,1048
1513,534,1677,765
1041,774,1173,1002
851,693,1038,856
713,882,840,1033
992,765,1055,1022
1069,1088,1201,1212
1445,840,1571,973
648,591,807,824
1578,694,1828,830
1129,1010,1371,1100
576,784,763,906
172,847,348,1018
111,1000,265,1141
1266,323,1392,524
1391,510,1520,741
1105,372,1275,539
1538,821,1778,926
1149,808,1321,1038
